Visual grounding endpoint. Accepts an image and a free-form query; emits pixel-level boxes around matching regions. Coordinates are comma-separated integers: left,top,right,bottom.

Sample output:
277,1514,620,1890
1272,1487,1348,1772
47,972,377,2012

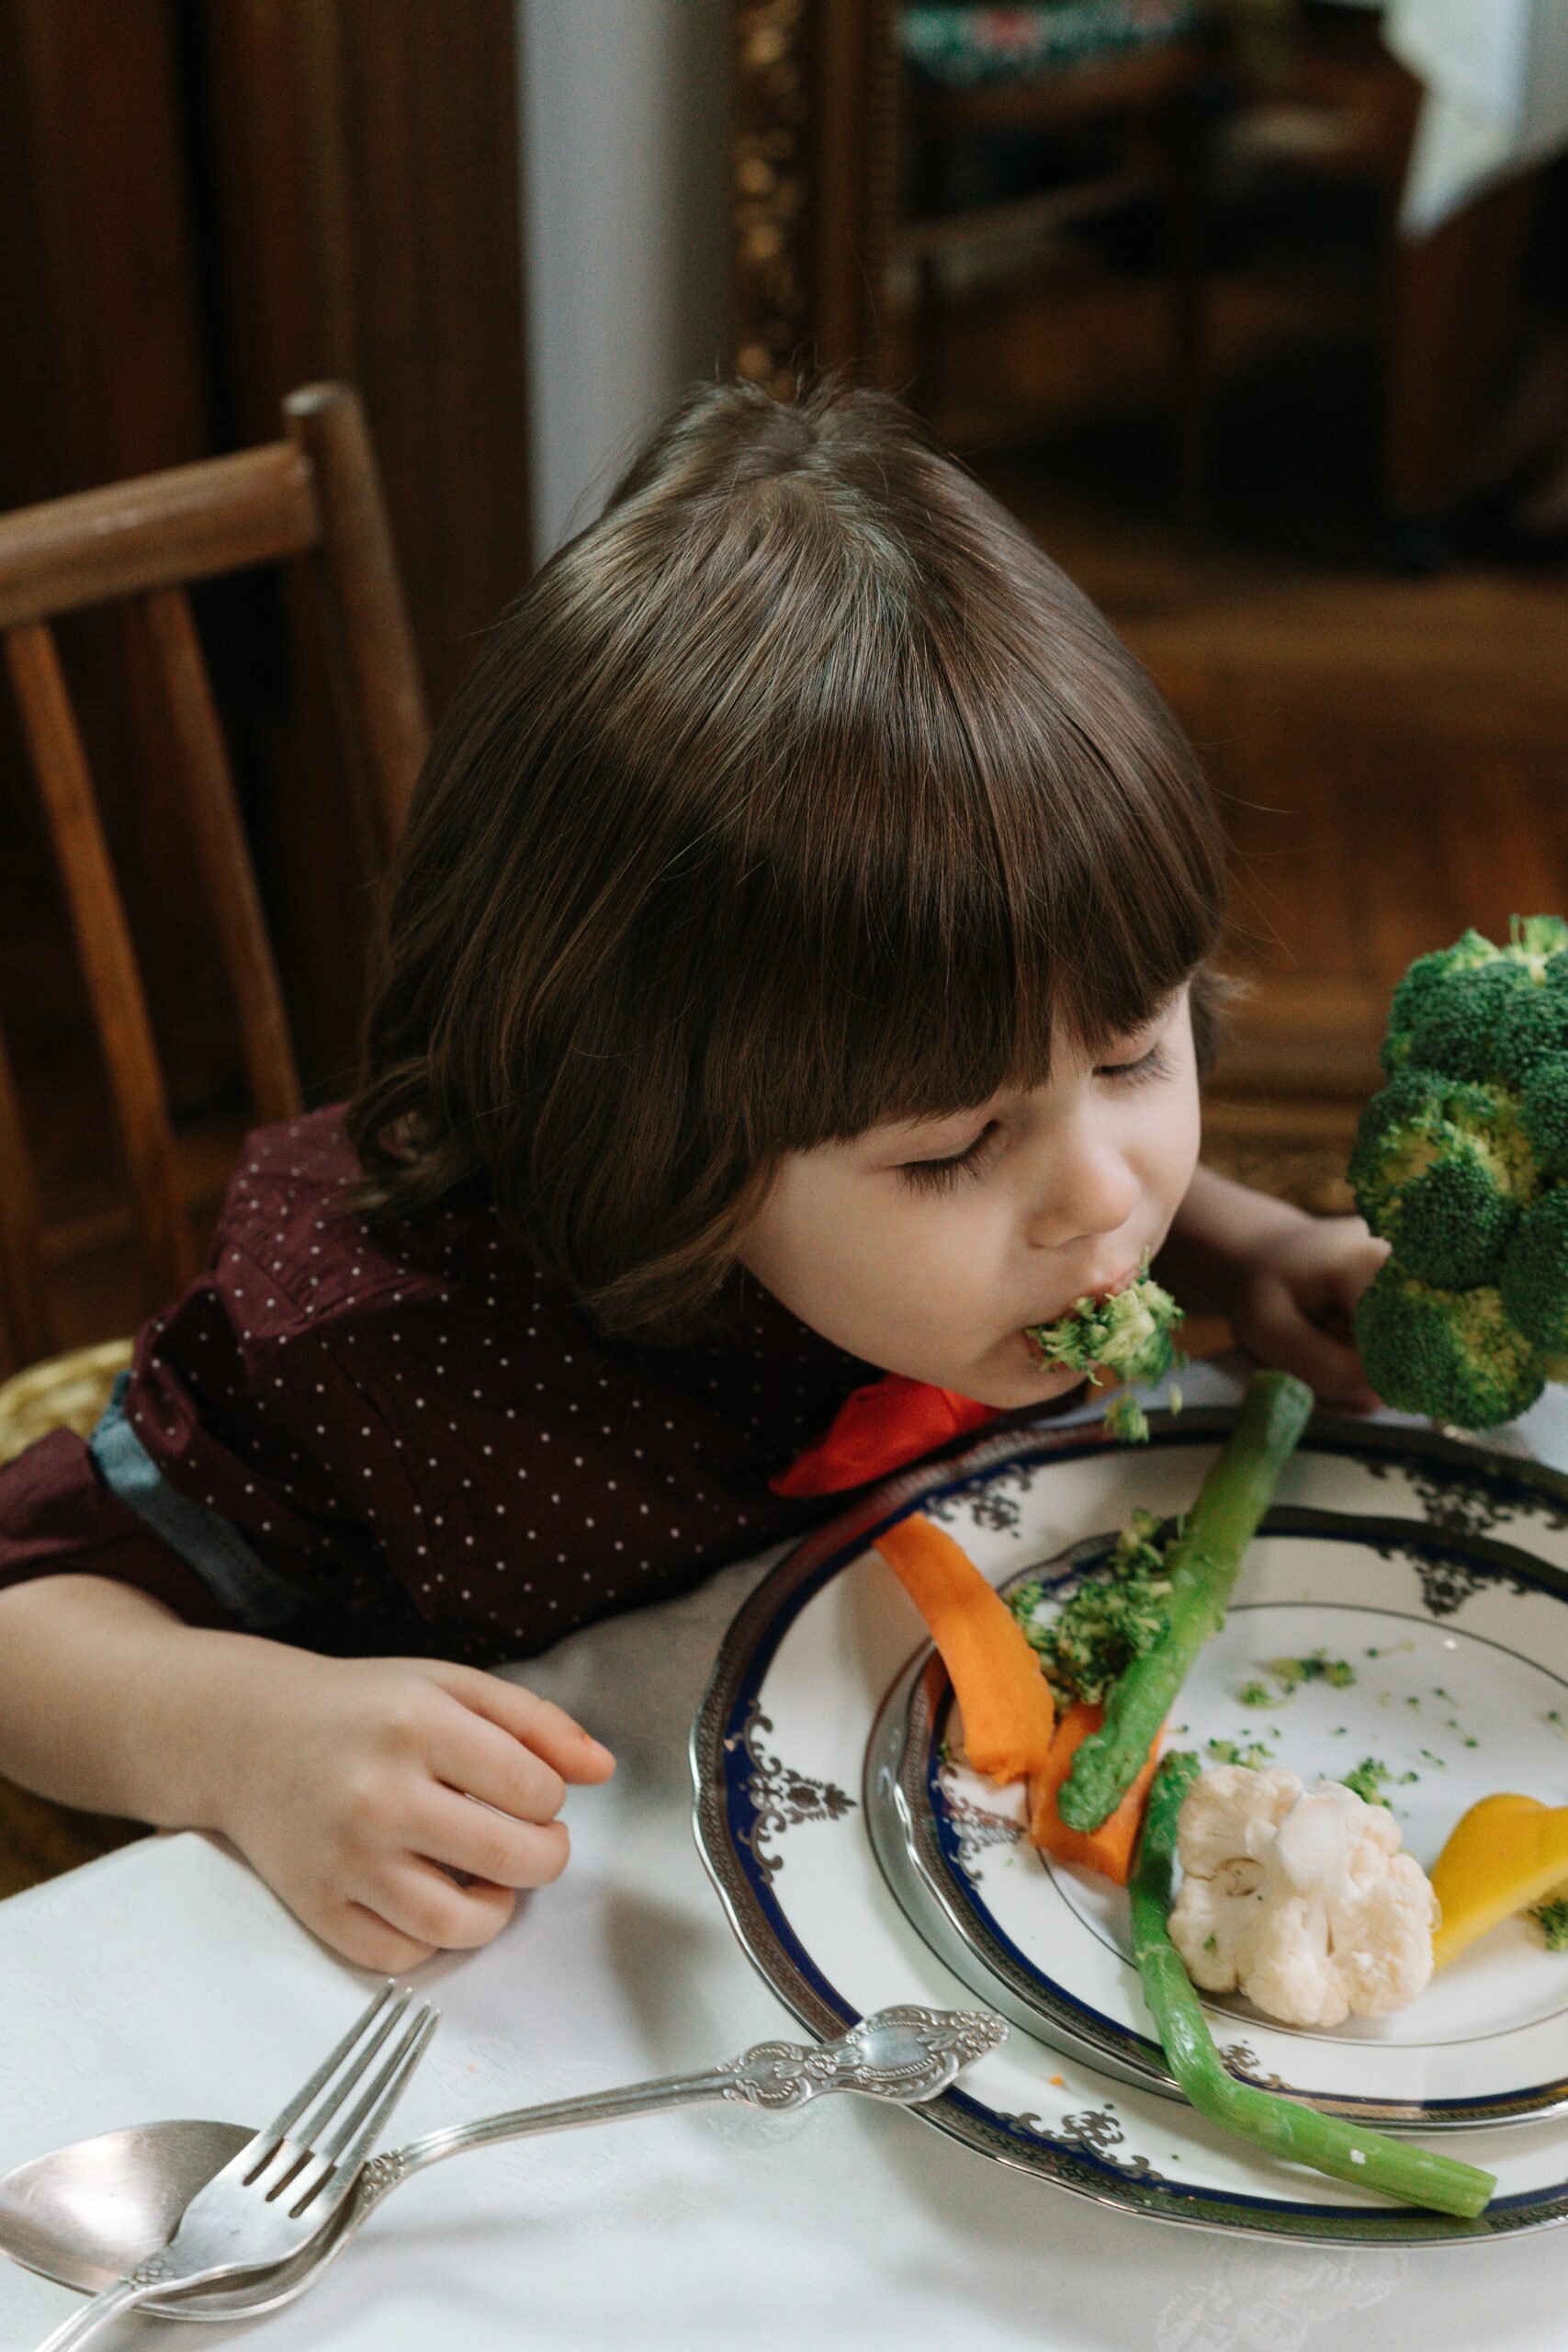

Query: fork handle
32,2271,153,2350
372,2065,738,2191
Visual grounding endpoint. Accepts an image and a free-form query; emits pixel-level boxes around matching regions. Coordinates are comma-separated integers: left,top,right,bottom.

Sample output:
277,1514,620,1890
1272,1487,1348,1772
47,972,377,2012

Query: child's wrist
129,1624,277,1836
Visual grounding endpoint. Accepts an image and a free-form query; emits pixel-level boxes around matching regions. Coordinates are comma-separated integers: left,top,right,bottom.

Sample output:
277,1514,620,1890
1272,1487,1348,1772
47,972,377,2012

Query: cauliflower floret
1167,1763,1438,2029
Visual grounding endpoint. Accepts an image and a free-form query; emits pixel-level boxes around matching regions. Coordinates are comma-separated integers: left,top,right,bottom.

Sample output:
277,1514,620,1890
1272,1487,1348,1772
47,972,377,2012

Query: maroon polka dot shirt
0,1108,895,1663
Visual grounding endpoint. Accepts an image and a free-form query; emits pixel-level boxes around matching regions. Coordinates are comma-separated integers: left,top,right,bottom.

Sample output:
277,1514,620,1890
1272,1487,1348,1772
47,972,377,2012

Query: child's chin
960,1348,1088,1411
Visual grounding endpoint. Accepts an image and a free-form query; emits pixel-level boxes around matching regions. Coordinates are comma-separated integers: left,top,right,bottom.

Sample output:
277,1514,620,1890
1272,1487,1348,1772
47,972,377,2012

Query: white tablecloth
4,1356,1568,2349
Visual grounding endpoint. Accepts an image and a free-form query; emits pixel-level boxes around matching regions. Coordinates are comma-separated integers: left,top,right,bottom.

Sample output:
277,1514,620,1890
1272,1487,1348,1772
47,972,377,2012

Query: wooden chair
0,382,429,1396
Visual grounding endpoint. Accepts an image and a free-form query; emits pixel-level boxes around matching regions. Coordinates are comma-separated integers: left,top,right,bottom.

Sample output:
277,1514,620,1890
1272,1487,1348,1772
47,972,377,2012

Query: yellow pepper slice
1430,1793,1568,1969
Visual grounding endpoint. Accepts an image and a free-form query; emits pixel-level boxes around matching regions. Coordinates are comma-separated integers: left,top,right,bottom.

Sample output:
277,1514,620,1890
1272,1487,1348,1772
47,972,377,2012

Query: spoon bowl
0,2123,250,2294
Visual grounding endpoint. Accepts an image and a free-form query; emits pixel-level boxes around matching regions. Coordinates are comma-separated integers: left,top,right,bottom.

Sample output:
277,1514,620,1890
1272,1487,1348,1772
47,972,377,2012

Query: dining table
3,1351,1568,2350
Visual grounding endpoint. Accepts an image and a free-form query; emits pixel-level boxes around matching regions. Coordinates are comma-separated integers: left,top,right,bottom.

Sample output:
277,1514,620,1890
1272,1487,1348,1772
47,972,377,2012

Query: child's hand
1223,1209,1391,1412
214,1652,615,1972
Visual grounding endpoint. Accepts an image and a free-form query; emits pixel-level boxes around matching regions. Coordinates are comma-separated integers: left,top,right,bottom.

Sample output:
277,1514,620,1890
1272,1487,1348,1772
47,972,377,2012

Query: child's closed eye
1099,1041,1171,1088
898,1120,1002,1195
897,1043,1171,1196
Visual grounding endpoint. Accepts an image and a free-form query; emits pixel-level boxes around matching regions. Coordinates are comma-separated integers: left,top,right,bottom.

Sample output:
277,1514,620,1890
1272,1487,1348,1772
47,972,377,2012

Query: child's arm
0,1573,614,1972
1158,1164,1389,1410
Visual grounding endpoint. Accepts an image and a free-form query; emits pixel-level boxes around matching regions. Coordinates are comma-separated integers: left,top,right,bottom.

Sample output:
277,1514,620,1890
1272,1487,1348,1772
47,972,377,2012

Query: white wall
518,0,731,564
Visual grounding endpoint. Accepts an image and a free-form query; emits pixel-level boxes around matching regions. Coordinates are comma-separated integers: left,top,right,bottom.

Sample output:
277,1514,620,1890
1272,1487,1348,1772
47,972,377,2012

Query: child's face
737,988,1201,1408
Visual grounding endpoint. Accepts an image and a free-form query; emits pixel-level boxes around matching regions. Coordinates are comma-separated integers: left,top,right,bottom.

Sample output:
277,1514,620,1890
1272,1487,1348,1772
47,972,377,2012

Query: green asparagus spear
1057,1370,1314,1831
1131,1752,1495,2219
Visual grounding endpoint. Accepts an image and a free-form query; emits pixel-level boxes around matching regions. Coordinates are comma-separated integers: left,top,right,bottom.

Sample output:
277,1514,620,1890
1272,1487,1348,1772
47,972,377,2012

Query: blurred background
1,0,1567,1392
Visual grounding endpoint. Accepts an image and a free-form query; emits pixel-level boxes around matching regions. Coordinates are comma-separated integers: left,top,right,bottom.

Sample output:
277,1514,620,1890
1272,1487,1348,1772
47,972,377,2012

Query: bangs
658,512,1229,1155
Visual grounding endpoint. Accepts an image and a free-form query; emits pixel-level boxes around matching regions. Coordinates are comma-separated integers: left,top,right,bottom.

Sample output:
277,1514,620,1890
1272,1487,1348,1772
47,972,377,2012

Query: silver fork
31,1980,438,2351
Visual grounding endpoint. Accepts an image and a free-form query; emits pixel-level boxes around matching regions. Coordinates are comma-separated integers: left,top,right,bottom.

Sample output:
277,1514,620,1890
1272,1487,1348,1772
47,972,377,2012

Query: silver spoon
1,2005,1006,2324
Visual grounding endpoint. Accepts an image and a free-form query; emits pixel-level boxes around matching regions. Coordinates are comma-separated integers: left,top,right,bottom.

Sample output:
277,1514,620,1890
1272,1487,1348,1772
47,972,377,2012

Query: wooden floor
6,245,1568,1901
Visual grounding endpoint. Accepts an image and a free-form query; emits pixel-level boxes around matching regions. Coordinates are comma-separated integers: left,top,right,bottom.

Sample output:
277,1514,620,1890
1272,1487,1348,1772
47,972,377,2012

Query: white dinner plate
692,1405,1568,2243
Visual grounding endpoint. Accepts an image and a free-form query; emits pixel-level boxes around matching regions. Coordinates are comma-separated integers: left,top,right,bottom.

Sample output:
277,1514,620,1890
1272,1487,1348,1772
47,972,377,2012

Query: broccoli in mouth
1348,915,1568,1429
1010,1506,1174,1705
1023,1255,1185,1443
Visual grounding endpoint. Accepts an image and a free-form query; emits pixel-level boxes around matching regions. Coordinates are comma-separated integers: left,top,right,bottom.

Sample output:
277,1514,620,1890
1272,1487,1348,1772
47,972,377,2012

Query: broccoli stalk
1023,1253,1186,1443
1349,916,1568,1429
1058,1370,1315,1830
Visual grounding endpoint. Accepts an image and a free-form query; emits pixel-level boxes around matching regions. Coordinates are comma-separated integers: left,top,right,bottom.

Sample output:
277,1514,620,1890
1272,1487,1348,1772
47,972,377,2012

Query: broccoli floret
1406,957,1539,1083
1357,1263,1545,1428
1501,1187,1568,1362
1350,919,1568,1428
1382,930,1499,1073
1521,1056,1568,1180
1013,1506,1171,1704
1348,1066,1534,1288
1024,1253,1184,1390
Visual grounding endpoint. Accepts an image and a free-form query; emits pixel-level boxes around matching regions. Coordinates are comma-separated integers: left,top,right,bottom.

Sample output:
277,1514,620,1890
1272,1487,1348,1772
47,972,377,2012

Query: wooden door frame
729,0,899,391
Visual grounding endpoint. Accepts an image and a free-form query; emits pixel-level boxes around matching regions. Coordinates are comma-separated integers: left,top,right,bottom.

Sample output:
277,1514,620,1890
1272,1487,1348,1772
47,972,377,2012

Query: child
0,378,1387,1973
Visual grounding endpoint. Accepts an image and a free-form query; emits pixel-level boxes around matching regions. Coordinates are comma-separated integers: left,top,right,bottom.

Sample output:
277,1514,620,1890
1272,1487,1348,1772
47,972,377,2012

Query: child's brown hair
348,376,1231,1340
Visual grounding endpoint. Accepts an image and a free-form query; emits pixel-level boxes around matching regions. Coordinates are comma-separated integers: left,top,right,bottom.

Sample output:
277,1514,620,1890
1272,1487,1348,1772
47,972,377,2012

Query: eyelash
897,1043,1172,1195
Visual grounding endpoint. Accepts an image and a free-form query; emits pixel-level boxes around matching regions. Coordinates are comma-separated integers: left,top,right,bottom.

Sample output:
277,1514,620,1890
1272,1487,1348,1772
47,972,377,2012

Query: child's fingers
329,1899,439,1975
372,1858,522,1951
410,1784,573,1890
428,1703,570,1824
437,1668,616,1782
1330,1234,1392,1312
1242,1289,1380,1410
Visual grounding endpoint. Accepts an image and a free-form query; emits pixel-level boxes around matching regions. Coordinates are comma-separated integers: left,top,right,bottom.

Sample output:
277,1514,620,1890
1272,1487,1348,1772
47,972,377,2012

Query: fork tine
289,1985,413,2152
243,1981,398,2168
288,2004,439,2217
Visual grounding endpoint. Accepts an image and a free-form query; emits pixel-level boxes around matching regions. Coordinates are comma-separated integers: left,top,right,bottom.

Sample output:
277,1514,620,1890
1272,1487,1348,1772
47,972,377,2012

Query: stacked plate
691,1407,1568,2244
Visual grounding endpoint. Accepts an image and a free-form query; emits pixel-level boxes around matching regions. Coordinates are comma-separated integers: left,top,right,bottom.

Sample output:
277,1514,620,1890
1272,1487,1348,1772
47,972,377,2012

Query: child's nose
1022,1133,1140,1251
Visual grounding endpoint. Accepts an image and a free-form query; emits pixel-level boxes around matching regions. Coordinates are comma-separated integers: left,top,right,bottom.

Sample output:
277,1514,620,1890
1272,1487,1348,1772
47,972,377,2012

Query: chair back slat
140,586,304,1125
4,621,197,1298
285,388,429,858
0,445,319,631
0,1025,53,1365
0,384,426,1365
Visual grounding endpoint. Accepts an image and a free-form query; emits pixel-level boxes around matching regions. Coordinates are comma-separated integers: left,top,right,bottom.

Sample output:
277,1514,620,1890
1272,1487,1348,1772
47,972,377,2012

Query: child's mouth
1022,1262,1138,1335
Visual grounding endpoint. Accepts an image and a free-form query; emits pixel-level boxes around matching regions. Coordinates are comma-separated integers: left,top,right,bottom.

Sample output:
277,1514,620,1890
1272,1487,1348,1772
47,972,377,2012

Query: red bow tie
770,1373,1001,1497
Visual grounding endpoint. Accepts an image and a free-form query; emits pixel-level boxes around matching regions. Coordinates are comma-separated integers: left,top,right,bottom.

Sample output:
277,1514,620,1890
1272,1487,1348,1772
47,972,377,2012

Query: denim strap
89,1372,310,1632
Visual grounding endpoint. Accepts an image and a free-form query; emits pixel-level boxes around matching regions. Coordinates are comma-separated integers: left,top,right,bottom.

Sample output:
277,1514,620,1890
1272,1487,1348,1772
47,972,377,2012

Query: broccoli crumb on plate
1531,1894,1568,1951
1206,1736,1276,1769
1239,1651,1357,1709
1010,1507,1173,1705
1342,1756,1397,1807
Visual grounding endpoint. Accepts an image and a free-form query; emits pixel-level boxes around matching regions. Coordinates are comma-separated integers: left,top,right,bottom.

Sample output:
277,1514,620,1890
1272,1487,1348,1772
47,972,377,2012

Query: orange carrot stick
874,1512,1055,1784
1028,1701,1165,1885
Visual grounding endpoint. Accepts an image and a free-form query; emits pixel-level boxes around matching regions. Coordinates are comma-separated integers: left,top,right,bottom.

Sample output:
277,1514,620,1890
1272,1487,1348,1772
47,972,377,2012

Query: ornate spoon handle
357,2003,1006,2208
